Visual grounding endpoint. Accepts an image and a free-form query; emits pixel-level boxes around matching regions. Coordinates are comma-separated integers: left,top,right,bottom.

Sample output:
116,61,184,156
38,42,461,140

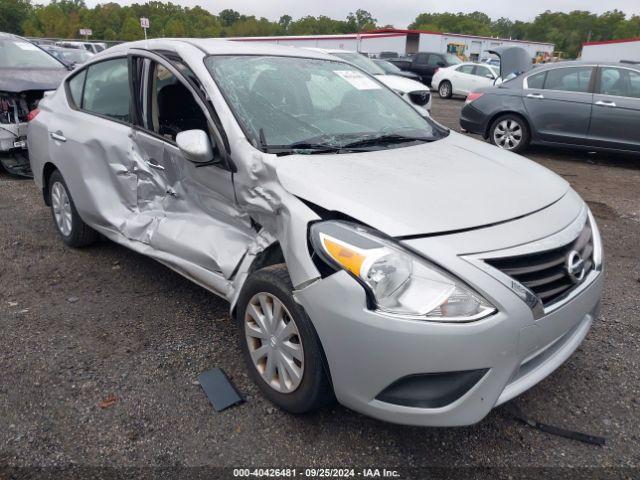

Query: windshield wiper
339,133,432,149
263,141,343,155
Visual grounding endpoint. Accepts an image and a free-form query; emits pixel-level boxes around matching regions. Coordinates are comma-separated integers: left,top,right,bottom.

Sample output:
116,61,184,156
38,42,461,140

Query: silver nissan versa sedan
28,39,604,426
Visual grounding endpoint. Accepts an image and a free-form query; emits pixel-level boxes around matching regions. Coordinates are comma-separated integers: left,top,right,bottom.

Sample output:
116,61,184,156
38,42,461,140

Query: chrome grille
485,222,594,307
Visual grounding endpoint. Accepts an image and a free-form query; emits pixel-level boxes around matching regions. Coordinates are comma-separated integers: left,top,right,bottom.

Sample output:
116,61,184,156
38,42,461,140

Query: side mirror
486,73,495,79
176,129,214,163
437,62,446,67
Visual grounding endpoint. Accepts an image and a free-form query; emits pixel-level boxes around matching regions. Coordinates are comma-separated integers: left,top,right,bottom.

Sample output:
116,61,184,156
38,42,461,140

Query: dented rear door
47,57,139,233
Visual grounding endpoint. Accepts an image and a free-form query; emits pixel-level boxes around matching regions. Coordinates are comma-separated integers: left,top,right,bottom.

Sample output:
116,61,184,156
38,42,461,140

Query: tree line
1,0,639,58
410,10,640,58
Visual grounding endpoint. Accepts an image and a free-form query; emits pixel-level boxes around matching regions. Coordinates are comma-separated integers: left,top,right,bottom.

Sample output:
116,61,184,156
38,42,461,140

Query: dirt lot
1,97,639,475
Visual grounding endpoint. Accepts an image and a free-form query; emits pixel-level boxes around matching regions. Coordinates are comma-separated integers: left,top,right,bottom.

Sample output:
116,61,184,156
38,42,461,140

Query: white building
581,37,640,62
230,29,555,62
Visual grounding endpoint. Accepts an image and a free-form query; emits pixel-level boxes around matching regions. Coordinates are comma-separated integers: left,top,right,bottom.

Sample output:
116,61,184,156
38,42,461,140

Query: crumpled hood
0,68,67,92
376,74,428,93
276,132,569,237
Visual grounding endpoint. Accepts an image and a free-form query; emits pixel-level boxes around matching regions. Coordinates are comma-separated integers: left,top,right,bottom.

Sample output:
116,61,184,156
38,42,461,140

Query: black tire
488,114,531,153
236,264,334,413
48,169,98,248
438,80,453,99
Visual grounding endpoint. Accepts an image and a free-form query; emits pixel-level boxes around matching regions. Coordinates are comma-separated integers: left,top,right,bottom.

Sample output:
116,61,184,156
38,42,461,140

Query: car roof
108,38,336,61
304,47,356,55
531,60,639,71
0,32,24,41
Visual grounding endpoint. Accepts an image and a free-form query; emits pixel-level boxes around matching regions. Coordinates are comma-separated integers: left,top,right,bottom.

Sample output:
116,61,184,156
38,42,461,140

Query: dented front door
128,53,256,281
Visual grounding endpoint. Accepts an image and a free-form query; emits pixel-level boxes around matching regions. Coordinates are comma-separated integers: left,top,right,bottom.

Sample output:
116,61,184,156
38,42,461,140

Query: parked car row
26,38,604,427
461,59,640,154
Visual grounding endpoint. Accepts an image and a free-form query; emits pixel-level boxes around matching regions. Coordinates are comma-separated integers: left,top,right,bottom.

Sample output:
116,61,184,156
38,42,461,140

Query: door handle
50,132,66,142
146,158,165,171
526,93,544,99
595,100,617,107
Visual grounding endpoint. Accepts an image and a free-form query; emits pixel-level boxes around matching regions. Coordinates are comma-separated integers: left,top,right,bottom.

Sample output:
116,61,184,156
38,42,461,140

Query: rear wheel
489,114,530,153
49,170,97,247
438,80,452,99
236,264,333,413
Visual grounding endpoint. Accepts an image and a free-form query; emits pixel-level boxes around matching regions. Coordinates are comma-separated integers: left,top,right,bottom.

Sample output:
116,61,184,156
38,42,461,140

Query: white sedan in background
305,48,432,113
432,63,499,99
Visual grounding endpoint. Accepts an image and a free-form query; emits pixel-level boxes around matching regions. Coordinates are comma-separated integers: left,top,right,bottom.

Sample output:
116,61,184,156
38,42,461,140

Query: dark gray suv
461,61,640,154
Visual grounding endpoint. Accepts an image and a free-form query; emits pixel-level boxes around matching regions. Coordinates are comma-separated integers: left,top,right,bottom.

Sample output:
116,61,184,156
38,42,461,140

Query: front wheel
236,264,333,413
489,114,530,153
438,80,452,99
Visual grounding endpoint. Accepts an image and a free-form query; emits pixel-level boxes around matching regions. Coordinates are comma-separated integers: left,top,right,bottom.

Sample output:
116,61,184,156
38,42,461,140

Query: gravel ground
1,97,639,475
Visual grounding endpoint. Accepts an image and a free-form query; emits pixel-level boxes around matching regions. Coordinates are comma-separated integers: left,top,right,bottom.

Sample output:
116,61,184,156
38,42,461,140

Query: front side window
149,62,208,141
205,55,447,152
427,54,442,66
0,38,64,69
415,53,429,64
543,67,593,93
82,58,131,122
599,67,640,98
526,71,546,89
475,66,496,78
67,70,86,107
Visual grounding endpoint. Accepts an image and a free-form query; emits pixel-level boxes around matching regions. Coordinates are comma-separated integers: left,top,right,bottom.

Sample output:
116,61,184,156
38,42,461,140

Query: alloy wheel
244,292,304,393
439,82,451,98
51,181,73,236
494,119,523,150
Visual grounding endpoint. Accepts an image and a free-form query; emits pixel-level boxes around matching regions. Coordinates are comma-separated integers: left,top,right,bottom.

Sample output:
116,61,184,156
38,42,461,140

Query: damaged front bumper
295,268,602,427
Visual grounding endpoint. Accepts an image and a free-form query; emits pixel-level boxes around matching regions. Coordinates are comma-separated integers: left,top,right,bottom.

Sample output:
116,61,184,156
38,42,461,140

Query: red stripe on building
583,37,640,46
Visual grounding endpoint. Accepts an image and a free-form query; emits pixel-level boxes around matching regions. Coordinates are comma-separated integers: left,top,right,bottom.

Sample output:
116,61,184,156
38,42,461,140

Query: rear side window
82,58,131,122
414,53,428,64
67,70,86,107
427,54,442,66
543,67,593,93
526,71,546,89
599,67,640,98
457,65,475,74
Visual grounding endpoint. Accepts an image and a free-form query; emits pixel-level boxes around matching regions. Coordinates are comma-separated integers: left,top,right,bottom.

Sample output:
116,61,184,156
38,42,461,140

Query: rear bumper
460,103,488,137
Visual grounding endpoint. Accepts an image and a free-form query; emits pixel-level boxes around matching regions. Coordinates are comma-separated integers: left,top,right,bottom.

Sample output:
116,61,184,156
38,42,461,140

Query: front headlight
309,221,496,322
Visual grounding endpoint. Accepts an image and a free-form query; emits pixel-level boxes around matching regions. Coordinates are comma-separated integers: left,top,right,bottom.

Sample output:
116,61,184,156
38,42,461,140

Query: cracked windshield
205,55,447,154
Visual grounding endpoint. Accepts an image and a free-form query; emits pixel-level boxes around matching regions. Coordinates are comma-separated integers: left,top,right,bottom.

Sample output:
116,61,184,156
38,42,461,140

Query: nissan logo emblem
566,250,586,283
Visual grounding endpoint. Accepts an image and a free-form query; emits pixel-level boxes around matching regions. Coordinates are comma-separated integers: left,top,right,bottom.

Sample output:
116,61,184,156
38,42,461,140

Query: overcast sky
79,0,640,28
